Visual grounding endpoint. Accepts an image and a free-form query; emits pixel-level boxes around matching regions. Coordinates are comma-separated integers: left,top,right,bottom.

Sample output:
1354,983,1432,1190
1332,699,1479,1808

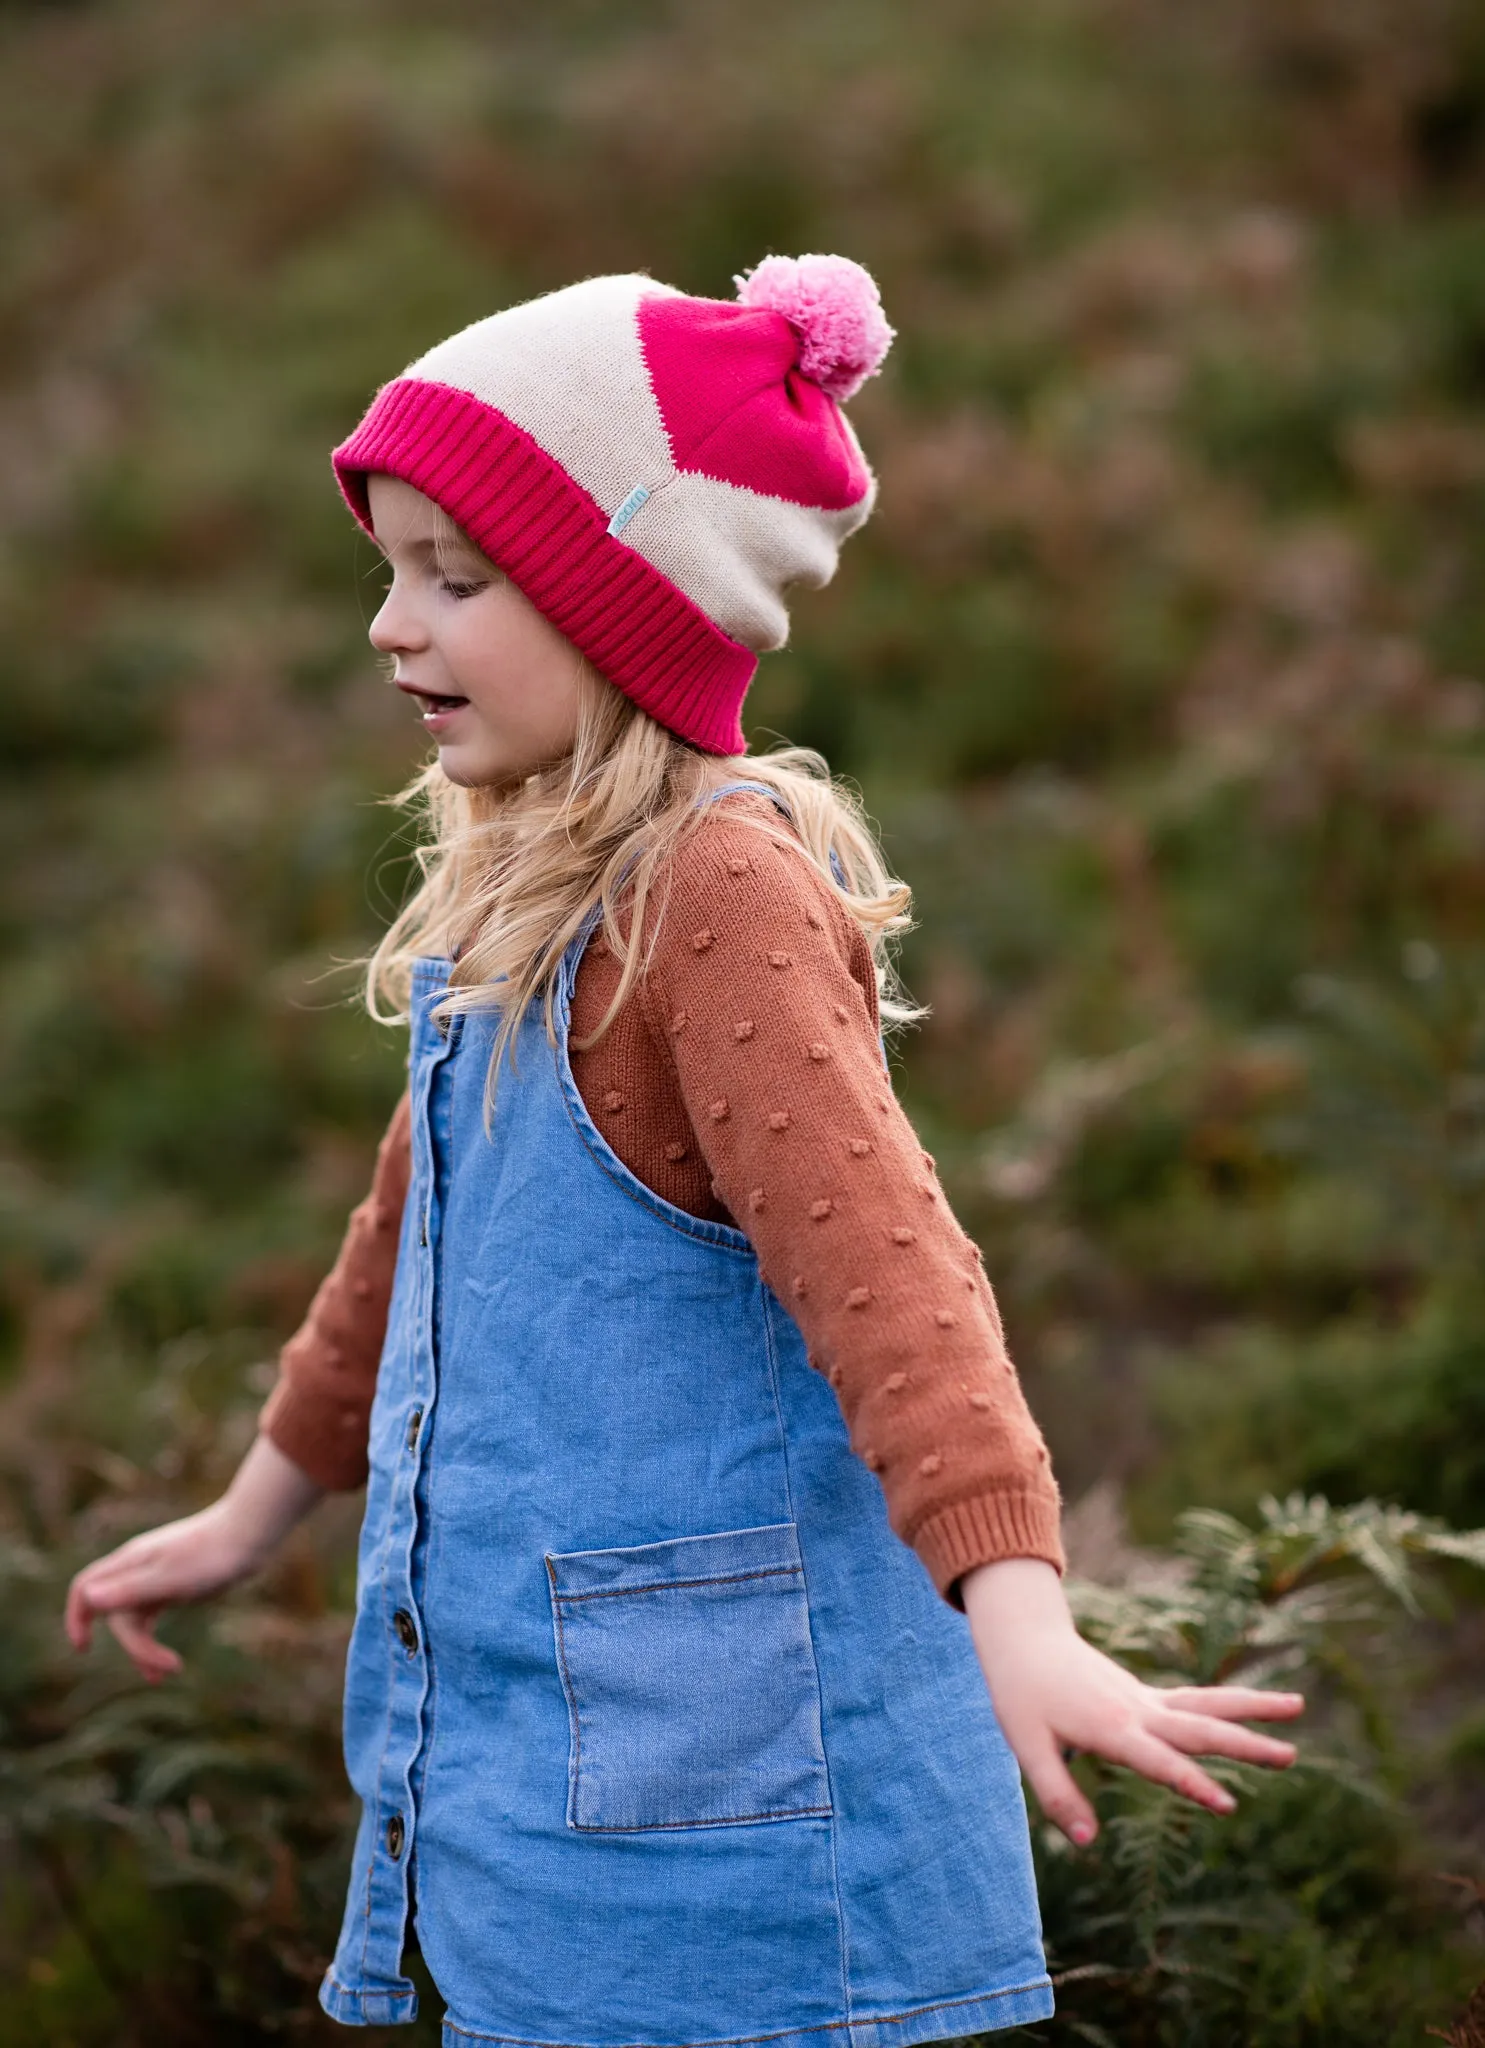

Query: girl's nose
368,580,428,656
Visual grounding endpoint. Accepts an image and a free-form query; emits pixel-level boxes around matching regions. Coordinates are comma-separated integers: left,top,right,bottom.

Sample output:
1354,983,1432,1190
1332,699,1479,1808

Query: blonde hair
360,516,926,1133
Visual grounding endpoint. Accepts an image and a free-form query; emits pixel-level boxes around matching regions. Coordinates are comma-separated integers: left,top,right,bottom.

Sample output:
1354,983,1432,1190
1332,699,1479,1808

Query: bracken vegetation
2,0,1484,2039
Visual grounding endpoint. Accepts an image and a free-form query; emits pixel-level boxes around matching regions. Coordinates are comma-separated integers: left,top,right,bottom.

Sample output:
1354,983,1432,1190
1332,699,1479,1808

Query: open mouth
415,692,470,719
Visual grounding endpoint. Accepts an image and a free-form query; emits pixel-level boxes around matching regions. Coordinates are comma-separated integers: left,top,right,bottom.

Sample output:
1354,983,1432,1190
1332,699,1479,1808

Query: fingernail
1070,1821,1095,1845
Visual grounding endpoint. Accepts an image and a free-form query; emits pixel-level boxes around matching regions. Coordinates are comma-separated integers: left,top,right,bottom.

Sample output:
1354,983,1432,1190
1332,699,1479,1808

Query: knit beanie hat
330,253,894,754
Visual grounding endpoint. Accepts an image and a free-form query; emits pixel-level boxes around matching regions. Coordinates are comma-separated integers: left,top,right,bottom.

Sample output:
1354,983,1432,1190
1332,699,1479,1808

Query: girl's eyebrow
369,534,435,560
370,532,487,569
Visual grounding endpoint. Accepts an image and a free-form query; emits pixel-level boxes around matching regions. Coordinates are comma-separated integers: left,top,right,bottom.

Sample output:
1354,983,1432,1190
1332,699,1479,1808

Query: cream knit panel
403,274,874,655
405,274,678,522
624,474,870,651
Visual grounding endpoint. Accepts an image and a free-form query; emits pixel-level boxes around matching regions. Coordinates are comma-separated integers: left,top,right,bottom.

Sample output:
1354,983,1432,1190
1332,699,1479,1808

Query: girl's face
366,474,585,790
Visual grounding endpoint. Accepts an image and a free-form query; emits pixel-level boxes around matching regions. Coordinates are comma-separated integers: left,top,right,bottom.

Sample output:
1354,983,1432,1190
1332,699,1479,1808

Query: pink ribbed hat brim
332,378,756,755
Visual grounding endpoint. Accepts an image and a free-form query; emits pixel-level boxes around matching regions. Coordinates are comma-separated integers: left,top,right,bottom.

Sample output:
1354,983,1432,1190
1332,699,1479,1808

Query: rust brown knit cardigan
259,793,1063,1606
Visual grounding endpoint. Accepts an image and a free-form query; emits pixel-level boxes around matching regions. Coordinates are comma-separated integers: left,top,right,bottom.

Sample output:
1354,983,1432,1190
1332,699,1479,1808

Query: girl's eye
439,576,488,601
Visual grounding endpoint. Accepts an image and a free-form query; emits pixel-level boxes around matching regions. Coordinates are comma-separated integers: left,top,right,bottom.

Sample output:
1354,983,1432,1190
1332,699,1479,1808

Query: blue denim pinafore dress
319,782,1054,2046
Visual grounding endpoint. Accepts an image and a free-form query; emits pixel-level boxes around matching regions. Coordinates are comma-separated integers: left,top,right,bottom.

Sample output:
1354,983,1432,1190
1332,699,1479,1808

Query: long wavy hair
358,528,926,1133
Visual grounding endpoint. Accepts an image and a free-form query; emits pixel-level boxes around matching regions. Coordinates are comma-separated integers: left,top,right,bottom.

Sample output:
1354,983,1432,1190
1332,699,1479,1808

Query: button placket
419,994,458,1256
342,964,449,1987
373,965,465,1944
404,997,452,1842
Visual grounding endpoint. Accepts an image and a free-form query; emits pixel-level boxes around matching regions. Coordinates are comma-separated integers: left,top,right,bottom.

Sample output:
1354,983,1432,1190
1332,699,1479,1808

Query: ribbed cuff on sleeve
258,1368,371,1494
911,1486,1066,1610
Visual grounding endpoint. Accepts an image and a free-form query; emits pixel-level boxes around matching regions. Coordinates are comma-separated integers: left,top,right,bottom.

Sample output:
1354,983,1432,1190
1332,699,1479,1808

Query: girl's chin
434,741,529,792
433,730,576,792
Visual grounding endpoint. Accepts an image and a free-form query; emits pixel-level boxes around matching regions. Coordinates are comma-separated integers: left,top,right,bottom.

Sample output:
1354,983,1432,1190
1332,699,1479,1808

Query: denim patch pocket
544,1521,832,1832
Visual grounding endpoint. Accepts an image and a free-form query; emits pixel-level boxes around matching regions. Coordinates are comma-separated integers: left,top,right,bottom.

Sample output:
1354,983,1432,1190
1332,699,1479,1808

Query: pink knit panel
637,296,871,511
332,380,755,755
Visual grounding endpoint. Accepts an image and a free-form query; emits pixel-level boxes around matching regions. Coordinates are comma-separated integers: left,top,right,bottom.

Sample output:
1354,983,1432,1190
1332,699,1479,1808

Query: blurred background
3,0,1485,2039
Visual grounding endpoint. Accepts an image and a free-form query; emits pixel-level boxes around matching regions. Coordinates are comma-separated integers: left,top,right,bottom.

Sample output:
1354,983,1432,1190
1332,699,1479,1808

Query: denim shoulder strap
697,778,850,889
700,774,794,815
564,776,857,983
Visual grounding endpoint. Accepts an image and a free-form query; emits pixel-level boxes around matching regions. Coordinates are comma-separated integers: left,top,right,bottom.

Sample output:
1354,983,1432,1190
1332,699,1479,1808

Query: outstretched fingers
1158,1684,1305,1723
65,1559,147,1647
65,1548,188,1679
1150,1704,1299,1770
1102,1723,1238,1814
64,1572,98,1651
106,1605,182,1684
1014,1728,1099,1846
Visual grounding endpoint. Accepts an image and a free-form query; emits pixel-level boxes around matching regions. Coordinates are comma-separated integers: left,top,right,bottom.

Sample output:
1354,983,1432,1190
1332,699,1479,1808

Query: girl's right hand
65,1502,266,1682
64,1433,326,1683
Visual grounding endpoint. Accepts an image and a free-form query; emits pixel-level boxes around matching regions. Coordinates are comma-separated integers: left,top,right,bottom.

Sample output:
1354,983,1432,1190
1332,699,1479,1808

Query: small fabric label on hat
607,485,651,537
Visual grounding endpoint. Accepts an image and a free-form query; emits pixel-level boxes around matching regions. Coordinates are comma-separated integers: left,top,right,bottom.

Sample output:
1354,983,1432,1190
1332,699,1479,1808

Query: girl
66,254,1303,2045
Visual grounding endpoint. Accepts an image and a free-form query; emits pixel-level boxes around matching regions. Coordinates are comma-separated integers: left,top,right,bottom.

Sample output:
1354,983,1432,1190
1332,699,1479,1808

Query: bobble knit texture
259,793,1063,1603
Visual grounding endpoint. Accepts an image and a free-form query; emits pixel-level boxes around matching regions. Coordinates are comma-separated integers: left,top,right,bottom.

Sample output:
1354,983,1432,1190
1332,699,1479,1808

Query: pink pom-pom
733,252,894,403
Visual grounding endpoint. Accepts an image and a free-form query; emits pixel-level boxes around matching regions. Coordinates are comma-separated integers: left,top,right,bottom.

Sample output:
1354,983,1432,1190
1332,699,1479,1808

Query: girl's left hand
960,1556,1305,1847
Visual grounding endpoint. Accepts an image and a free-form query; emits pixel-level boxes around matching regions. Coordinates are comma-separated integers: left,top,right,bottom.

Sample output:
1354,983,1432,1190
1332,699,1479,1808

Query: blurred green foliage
2,0,1484,2037
1033,1495,1485,2044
